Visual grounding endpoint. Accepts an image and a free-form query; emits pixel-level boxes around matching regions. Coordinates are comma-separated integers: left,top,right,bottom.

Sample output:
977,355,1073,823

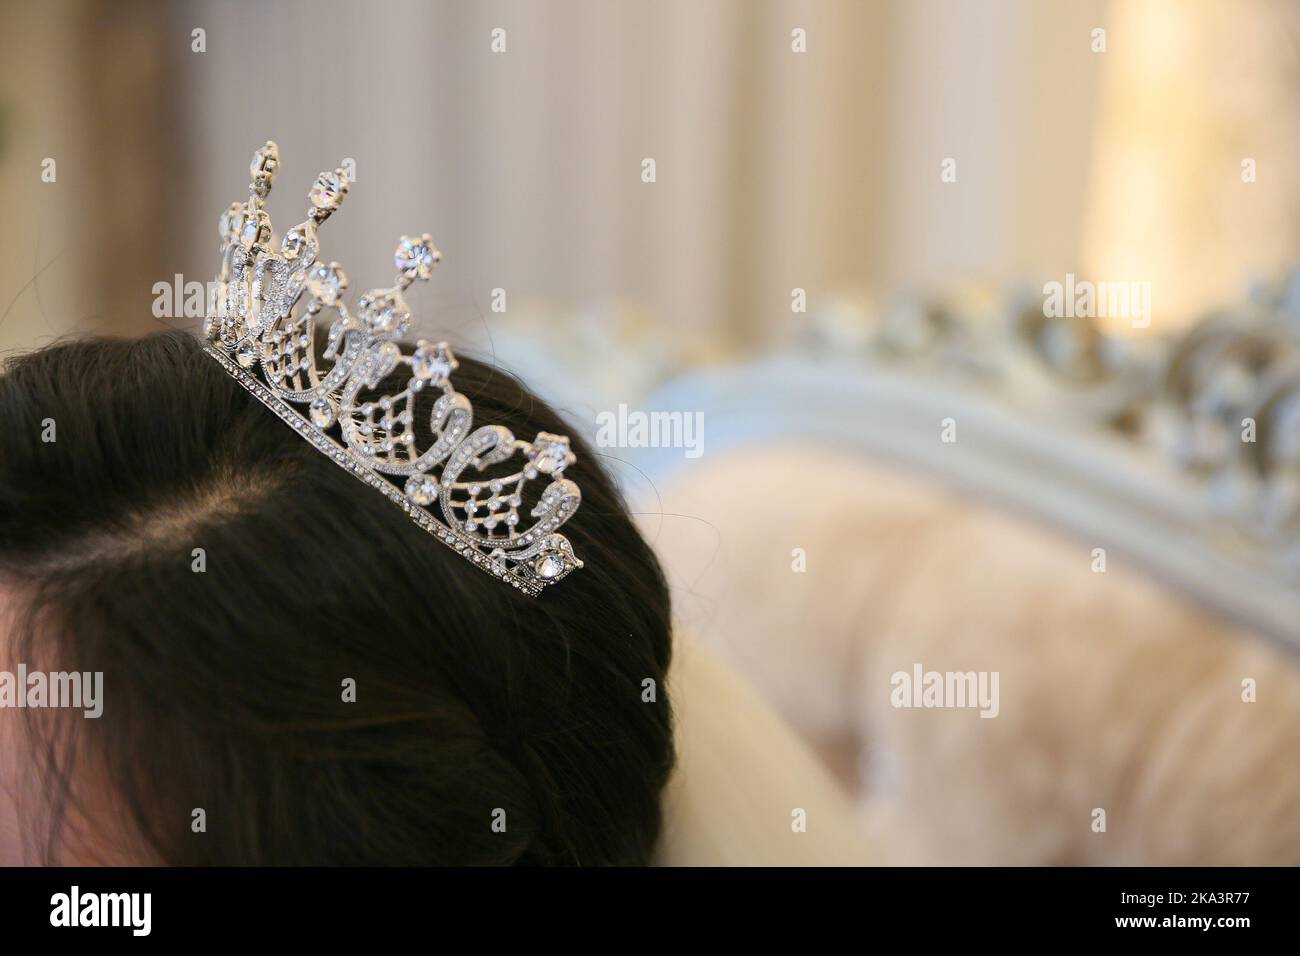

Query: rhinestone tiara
201,141,583,596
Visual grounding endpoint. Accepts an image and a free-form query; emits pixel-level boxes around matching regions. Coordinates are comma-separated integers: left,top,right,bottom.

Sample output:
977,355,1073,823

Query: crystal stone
404,474,438,506
219,205,242,240
411,344,452,383
394,235,440,281
309,397,335,428
309,171,347,211
281,227,309,260
240,211,266,248
250,143,279,179
235,340,259,368
534,444,568,474
535,554,566,579
307,262,346,305
359,291,410,337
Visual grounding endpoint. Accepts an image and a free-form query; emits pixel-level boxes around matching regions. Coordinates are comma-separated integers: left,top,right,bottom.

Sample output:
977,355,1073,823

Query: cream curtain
2,0,1296,351
170,0,1114,353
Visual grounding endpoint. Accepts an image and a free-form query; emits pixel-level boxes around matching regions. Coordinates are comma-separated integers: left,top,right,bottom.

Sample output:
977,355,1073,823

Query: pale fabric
654,637,875,866
641,444,1300,865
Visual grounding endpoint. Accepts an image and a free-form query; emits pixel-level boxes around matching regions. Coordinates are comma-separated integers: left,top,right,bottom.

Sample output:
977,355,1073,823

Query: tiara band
201,141,583,596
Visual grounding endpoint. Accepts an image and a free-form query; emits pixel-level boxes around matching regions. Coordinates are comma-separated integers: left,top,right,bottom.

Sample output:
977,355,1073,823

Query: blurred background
3,0,1300,863
4,0,1297,352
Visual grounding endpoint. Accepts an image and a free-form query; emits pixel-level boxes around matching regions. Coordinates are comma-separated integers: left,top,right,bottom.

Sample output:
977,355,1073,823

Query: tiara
200,142,583,596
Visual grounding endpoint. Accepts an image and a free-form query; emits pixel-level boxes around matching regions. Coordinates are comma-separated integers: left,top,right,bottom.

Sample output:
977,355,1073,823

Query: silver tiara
201,142,583,596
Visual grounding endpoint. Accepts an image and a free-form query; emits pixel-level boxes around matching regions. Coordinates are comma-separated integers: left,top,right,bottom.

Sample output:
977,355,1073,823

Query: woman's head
0,330,673,865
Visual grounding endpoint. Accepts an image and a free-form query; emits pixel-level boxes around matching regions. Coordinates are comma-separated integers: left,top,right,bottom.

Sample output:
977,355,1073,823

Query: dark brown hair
0,330,674,865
